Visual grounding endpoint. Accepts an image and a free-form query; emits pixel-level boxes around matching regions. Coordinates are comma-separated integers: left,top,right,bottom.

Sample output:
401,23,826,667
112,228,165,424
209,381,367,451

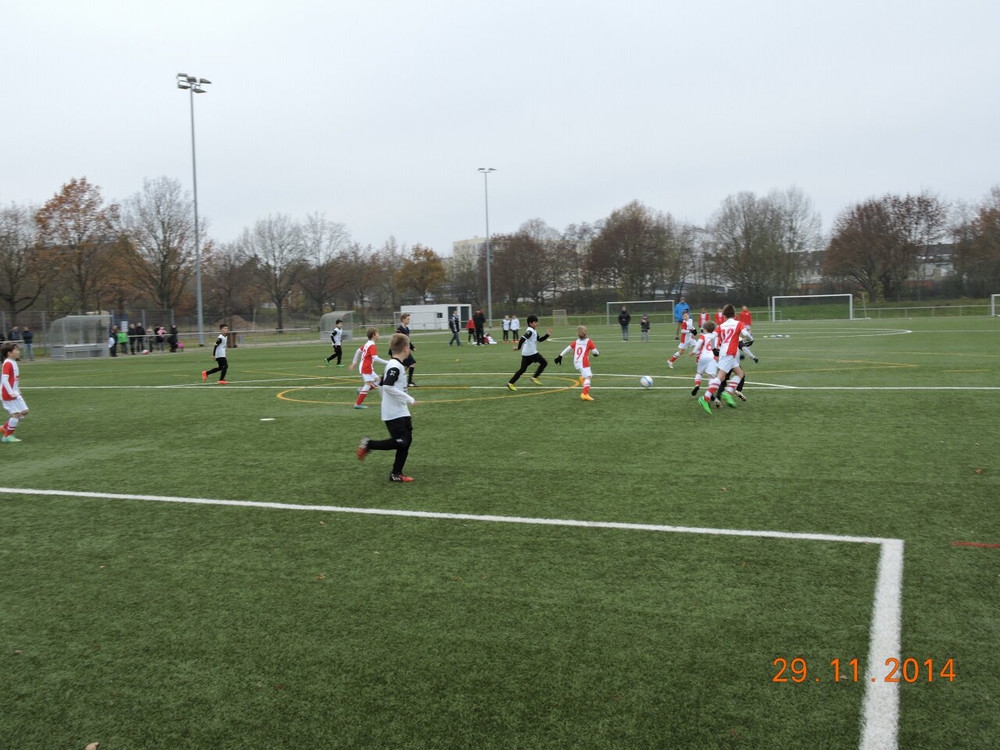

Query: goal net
605,299,675,326
319,311,355,341
991,294,1000,317
769,294,855,322
552,309,568,326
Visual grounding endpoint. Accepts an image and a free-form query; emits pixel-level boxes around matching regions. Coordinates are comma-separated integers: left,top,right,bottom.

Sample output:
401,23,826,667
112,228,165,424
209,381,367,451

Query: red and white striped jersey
680,317,696,345
1,359,20,400
571,337,598,369
699,312,710,328
356,340,380,375
717,318,748,357
694,331,718,361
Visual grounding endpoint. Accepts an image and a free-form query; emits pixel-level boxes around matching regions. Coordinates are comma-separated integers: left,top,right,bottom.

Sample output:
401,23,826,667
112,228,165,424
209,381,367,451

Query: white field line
0,486,903,749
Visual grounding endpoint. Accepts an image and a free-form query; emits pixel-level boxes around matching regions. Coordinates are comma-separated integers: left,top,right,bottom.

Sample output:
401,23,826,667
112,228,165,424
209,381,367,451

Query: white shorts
696,357,718,378
717,354,740,374
362,373,379,385
576,366,593,379
3,396,28,415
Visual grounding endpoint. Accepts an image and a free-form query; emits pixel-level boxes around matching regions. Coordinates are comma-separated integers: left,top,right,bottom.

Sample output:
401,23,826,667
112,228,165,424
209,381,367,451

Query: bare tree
118,177,197,310
299,212,349,313
339,242,382,322
239,214,306,331
0,203,59,319
951,186,1000,297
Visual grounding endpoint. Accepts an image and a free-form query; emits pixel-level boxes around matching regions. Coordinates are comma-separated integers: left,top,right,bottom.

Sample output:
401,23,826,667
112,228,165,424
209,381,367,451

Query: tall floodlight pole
177,73,210,346
478,167,496,327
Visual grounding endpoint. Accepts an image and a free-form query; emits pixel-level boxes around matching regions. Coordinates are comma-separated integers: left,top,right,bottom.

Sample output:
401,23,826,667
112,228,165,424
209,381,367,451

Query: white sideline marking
0,486,902,749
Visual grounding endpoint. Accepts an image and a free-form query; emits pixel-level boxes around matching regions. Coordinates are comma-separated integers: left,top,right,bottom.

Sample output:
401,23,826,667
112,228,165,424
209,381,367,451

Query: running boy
395,313,418,387
356,333,417,482
1,342,27,442
700,303,753,413
350,327,388,409
202,324,230,384
507,315,552,391
555,325,599,401
325,319,345,366
690,320,718,396
667,310,697,368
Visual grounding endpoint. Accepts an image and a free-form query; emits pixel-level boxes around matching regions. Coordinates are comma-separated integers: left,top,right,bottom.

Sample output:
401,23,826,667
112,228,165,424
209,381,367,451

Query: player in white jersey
555,325,600,401
667,311,697,368
690,320,719,397
356,333,418,482
700,304,752,413
506,315,552,390
325,319,345,366
202,324,231,384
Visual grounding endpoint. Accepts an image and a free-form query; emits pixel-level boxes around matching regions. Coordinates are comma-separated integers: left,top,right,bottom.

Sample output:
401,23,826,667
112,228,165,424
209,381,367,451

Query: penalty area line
0,485,903,750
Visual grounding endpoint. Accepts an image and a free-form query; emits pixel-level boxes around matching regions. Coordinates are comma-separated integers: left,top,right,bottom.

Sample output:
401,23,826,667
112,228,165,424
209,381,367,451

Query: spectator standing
167,325,179,353
117,327,128,355
20,327,34,361
509,314,520,341
502,315,511,342
466,316,477,344
640,315,650,342
617,306,631,341
448,311,462,347
473,308,486,346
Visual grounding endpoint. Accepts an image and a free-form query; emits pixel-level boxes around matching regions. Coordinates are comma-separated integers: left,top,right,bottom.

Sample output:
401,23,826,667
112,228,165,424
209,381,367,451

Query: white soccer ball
142,349,150,355
639,375,654,389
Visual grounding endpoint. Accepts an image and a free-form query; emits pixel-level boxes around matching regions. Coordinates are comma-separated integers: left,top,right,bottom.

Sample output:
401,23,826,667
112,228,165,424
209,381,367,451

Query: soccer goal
769,294,855,322
552,309,568,326
991,294,1000,317
605,299,675,326
319,311,355,341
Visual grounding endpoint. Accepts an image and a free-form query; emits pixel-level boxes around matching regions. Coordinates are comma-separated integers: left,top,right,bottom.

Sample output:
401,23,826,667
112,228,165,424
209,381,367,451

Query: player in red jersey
350,327,389,409
700,304,753,413
1,342,28,442
555,325,600,401
667,311,697,368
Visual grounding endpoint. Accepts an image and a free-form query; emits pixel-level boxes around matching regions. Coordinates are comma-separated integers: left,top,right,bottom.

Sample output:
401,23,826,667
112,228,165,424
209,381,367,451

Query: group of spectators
0,326,34,361
108,323,178,356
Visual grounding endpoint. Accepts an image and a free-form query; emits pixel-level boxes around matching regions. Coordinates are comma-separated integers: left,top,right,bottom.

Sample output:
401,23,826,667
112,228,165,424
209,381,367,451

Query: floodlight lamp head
199,78,212,85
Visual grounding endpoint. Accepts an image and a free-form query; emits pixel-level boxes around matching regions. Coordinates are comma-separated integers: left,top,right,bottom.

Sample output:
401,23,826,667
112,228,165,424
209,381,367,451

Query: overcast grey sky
3,0,998,255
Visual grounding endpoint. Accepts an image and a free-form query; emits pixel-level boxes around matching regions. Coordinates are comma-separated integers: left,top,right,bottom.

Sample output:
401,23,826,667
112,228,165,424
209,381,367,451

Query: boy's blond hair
577,325,588,338
365,327,379,340
388,332,410,356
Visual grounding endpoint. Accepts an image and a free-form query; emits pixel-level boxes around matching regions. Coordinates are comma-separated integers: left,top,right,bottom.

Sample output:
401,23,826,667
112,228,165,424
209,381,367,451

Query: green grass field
2,317,998,749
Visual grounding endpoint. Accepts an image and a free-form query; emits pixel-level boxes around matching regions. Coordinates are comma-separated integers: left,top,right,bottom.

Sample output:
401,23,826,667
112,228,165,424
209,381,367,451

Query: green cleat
1,435,22,442
722,392,738,408
700,397,712,415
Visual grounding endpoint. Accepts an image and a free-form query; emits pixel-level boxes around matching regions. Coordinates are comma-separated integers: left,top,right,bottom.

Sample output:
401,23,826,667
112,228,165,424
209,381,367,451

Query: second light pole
478,167,496,327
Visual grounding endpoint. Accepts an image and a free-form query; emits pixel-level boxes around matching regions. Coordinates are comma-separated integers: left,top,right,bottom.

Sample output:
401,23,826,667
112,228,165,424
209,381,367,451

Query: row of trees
2,177,1000,330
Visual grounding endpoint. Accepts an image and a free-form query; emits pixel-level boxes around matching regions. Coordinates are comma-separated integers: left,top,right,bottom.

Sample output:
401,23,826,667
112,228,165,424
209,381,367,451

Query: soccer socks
704,377,722,403
582,378,591,395
355,385,371,406
3,417,19,436
726,375,742,395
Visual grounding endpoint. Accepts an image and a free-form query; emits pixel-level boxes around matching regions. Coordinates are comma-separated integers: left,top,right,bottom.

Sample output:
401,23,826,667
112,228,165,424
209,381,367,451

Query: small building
397,304,472,331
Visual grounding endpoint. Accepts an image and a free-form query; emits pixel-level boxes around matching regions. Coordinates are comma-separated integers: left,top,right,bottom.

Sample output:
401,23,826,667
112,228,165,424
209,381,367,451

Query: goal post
552,309,568,326
605,299,675,326
769,294,855,322
991,294,1000,317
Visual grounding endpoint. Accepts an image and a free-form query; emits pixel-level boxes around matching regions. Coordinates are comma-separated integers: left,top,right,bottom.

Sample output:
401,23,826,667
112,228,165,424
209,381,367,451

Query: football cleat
735,391,748,402
753,357,759,364
218,380,228,384
691,385,700,396
722,392,738,408
667,360,674,369
507,382,517,391
580,392,593,401
390,474,414,482
356,438,370,460
530,377,543,385
1,435,22,442
353,404,368,409
700,398,712,415
201,370,207,382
